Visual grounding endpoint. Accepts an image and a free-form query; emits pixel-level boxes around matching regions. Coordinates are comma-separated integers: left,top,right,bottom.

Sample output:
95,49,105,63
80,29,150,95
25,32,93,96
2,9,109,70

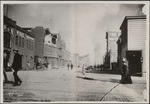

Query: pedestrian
82,64,86,75
70,63,73,70
120,58,132,84
27,60,30,70
3,50,8,83
36,58,40,70
67,63,70,70
11,50,22,86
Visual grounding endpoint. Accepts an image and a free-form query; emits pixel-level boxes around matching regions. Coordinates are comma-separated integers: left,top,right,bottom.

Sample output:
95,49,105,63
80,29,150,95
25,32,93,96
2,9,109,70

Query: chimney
136,4,145,15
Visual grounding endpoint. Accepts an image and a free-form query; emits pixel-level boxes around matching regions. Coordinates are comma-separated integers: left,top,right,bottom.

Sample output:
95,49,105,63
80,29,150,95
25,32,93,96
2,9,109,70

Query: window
11,28,13,34
26,40,28,49
4,32,11,48
28,40,30,49
31,42,33,50
16,30,18,34
33,42,34,50
30,41,32,50
52,35,57,44
29,41,31,50
22,38,24,47
19,36,21,47
16,36,18,46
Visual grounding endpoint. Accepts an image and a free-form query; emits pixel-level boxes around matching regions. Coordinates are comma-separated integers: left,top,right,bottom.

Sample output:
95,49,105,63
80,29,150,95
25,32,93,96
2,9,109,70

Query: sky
4,3,148,64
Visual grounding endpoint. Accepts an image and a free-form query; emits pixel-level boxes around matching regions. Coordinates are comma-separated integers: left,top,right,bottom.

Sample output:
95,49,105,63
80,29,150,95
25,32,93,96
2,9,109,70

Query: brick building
4,16,35,70
117,15,147,76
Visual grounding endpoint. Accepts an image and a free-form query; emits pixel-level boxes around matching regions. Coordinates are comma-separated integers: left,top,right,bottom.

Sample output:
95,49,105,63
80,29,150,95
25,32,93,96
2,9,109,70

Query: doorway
126,51,142,76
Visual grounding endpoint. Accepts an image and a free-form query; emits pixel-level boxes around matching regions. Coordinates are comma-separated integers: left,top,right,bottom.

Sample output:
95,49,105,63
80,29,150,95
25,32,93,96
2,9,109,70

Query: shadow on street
76,76,120,83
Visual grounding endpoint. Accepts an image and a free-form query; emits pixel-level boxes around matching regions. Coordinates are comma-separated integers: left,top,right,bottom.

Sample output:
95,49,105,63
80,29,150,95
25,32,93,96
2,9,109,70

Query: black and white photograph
1,1,149,103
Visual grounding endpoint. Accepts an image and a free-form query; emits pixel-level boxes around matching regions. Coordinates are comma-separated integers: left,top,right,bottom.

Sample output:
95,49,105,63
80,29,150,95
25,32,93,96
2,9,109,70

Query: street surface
3,67,147,102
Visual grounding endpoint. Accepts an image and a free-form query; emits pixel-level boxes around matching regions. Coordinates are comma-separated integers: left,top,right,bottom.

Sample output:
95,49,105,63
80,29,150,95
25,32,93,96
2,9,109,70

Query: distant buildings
94,47,101,66
117,15,146,76
4,16,35,70
79,54,90,67
104,31,120,70
71,53,80,67
70,53,90,68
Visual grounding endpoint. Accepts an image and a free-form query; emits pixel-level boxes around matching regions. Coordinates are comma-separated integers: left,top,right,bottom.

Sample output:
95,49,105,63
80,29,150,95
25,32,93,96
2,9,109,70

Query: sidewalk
77,71,147,102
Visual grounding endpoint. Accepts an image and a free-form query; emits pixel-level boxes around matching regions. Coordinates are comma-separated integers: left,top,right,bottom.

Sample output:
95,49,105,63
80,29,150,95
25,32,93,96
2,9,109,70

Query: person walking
11,50,22,86
82,64,86,75
70,63,73,70
120,58,132,84
3,50,8,83
67,63,70,70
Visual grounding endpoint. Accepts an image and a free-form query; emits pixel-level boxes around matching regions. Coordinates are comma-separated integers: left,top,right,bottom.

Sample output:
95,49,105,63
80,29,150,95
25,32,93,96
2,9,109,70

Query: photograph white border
1,1,149,103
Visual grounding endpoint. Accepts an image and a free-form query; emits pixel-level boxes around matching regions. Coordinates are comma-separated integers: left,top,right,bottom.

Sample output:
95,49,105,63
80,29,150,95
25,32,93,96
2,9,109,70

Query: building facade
4,16,35,70
117,15,146,76
105,31,120,70
44,32,70,69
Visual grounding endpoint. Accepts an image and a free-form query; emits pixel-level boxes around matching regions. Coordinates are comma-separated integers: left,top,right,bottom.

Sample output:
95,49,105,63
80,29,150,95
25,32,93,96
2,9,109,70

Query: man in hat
11,50,22,86
120,57,132,84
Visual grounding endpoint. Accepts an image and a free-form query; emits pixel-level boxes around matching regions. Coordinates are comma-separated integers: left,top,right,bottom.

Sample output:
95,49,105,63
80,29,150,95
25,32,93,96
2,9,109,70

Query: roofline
4,16,35,38
120,15,146,30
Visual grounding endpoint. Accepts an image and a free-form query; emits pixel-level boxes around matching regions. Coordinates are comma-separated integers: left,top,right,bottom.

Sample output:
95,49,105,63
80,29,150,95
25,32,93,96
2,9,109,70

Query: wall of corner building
127,18,147,75
31,27,45,58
